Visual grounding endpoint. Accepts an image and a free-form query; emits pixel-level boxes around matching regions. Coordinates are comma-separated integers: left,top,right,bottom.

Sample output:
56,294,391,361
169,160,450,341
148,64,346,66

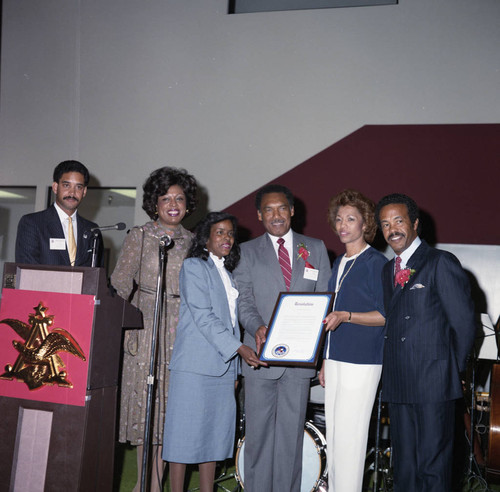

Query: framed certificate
259,292,334,367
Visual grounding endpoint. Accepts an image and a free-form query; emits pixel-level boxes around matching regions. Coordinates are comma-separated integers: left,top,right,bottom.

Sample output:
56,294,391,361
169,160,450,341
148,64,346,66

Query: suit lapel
47,206,70,265
290,232,304,291
207,257,235,333
46,206,65,237
387,241,429,312
389,281,404,310
75,213,90,265
405,241,428,283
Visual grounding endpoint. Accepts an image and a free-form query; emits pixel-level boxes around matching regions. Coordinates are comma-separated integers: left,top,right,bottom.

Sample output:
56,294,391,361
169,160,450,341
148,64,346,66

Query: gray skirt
162,369,236,463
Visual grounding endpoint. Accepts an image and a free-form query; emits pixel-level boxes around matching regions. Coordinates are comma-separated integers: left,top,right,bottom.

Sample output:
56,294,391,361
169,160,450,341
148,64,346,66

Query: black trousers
389,399,456,492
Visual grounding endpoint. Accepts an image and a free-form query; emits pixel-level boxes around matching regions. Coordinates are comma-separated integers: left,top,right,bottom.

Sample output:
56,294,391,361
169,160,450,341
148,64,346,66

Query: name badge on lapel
304,267,319,281
50,238,66,250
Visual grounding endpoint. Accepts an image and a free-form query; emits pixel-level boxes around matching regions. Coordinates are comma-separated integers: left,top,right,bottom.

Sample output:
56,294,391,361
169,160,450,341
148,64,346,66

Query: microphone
159,235,172,247
83,222,126,238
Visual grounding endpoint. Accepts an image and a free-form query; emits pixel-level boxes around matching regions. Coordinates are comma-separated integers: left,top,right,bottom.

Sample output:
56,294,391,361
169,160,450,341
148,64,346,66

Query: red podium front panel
0,264,142,491
0,289,95,407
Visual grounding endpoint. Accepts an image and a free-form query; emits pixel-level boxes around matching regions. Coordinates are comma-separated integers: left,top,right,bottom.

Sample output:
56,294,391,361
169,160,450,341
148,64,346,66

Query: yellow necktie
68,217,77,265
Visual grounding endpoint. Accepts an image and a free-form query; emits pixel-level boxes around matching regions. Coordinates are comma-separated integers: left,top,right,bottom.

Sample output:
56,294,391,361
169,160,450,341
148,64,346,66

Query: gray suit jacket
169,257,242,377
233,231,330,379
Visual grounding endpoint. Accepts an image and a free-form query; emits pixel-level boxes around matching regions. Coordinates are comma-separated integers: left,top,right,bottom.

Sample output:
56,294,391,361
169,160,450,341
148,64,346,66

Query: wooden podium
0,263,142,491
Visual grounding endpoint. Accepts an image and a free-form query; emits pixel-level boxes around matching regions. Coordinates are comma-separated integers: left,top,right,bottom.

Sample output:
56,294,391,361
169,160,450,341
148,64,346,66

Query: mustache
388,232,405,240
63,196,78,201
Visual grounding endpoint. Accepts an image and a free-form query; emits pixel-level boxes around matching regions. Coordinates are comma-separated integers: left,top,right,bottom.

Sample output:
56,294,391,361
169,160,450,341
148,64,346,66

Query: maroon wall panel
225,124,500,258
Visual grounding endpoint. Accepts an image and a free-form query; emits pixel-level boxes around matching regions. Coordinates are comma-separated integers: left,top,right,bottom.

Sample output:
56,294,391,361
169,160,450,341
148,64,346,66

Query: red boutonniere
395,268,416,288
297,243,314,269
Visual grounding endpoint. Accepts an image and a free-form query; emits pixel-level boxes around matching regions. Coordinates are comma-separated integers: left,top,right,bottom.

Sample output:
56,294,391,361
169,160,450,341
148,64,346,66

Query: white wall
439,244,500,327
1,0,499,223
0,189,37,276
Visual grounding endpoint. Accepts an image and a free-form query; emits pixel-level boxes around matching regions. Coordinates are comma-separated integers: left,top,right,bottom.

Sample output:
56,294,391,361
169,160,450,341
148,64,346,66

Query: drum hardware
307,402,326,434
235,421,327,491
475,314,500,490
364,446,392,492
309,377,325,405
461,350,495,492
364,389,393,492
476,392,490,413
308,377,326,433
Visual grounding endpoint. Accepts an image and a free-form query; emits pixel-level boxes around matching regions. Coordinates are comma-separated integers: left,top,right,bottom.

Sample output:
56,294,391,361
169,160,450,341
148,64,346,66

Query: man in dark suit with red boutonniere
375,193,475,492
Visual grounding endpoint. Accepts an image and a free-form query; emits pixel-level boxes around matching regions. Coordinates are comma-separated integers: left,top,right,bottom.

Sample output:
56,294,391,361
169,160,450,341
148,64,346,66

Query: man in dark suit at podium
376,193,475,492
15,160,102,267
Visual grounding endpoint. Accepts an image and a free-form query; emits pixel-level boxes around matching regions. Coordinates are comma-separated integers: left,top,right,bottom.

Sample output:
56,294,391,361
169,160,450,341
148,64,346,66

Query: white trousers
324,359,382,492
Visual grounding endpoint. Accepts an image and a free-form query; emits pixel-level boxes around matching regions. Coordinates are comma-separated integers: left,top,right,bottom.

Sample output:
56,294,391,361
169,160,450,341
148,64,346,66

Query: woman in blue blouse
319,189,388,492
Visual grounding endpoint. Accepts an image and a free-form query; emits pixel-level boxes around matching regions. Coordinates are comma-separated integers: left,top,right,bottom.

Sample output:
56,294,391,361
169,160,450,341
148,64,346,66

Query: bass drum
235,421,327,491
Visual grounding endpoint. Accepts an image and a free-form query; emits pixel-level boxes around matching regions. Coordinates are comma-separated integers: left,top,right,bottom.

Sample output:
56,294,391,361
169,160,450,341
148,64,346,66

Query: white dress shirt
54,202,78,247
267,229,294,268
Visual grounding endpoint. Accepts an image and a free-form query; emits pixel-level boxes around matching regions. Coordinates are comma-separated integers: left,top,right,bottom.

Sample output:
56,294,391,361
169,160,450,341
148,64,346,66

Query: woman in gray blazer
162,212,264,492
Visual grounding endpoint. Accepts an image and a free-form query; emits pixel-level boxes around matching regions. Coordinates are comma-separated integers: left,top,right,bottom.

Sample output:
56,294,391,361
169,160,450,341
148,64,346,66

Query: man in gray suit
233,184,330,492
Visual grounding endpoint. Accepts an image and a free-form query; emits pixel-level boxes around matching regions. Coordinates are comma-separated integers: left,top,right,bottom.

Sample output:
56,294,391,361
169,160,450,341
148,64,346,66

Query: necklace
335,244,369,293
336,256,358,293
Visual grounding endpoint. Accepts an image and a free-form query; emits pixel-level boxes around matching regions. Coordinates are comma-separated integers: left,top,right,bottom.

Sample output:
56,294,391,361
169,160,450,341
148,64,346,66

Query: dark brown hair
327,189,377,243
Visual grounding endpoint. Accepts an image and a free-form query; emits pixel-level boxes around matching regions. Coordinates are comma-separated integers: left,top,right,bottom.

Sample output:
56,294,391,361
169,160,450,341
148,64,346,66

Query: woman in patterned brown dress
111,167,197,492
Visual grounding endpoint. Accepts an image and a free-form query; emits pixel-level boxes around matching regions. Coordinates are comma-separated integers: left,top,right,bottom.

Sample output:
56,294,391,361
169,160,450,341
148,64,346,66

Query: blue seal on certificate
272,345,289,357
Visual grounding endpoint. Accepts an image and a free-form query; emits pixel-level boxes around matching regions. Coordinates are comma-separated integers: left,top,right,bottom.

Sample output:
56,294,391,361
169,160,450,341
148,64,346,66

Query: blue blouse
323,247,388,365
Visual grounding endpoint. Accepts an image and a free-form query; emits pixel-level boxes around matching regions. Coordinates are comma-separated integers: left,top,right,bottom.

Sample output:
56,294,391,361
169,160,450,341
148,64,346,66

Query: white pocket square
410,283,425,290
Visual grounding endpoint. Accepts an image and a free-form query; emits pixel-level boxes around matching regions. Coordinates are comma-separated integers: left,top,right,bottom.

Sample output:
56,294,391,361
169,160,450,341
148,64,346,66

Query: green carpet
114,443,500,492
114,444,240,491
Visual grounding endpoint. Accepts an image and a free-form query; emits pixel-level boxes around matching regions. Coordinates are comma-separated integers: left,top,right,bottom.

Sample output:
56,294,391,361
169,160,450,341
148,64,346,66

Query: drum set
234,420,327,492
208,315,500,492
231,377,391,492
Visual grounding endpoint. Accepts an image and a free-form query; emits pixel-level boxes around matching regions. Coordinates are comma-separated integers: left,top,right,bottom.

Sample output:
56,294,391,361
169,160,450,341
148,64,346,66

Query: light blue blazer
168,257,242,378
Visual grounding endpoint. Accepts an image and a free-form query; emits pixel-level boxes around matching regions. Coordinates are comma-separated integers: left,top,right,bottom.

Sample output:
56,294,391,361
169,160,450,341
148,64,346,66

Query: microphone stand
89,231,100,268
140,236,171,492
84,223,126,267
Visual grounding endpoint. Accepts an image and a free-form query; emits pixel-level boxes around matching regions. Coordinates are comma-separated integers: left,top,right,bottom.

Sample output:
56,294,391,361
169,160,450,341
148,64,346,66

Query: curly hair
53,160,90,186
142,166,197,219
327,189,377,243
375,193,420,230
187,212,240,272
255,184,294,210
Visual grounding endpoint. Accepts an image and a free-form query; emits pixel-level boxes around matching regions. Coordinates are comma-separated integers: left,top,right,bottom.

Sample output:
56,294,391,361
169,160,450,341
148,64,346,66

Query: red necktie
277,238,292,291
394,256,402,287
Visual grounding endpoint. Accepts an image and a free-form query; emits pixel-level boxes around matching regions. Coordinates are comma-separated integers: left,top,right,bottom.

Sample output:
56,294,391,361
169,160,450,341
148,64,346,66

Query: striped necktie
277,238,292,291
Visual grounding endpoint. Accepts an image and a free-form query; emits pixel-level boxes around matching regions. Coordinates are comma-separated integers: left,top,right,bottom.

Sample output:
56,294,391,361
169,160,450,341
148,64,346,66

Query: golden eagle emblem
0,301,86,390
